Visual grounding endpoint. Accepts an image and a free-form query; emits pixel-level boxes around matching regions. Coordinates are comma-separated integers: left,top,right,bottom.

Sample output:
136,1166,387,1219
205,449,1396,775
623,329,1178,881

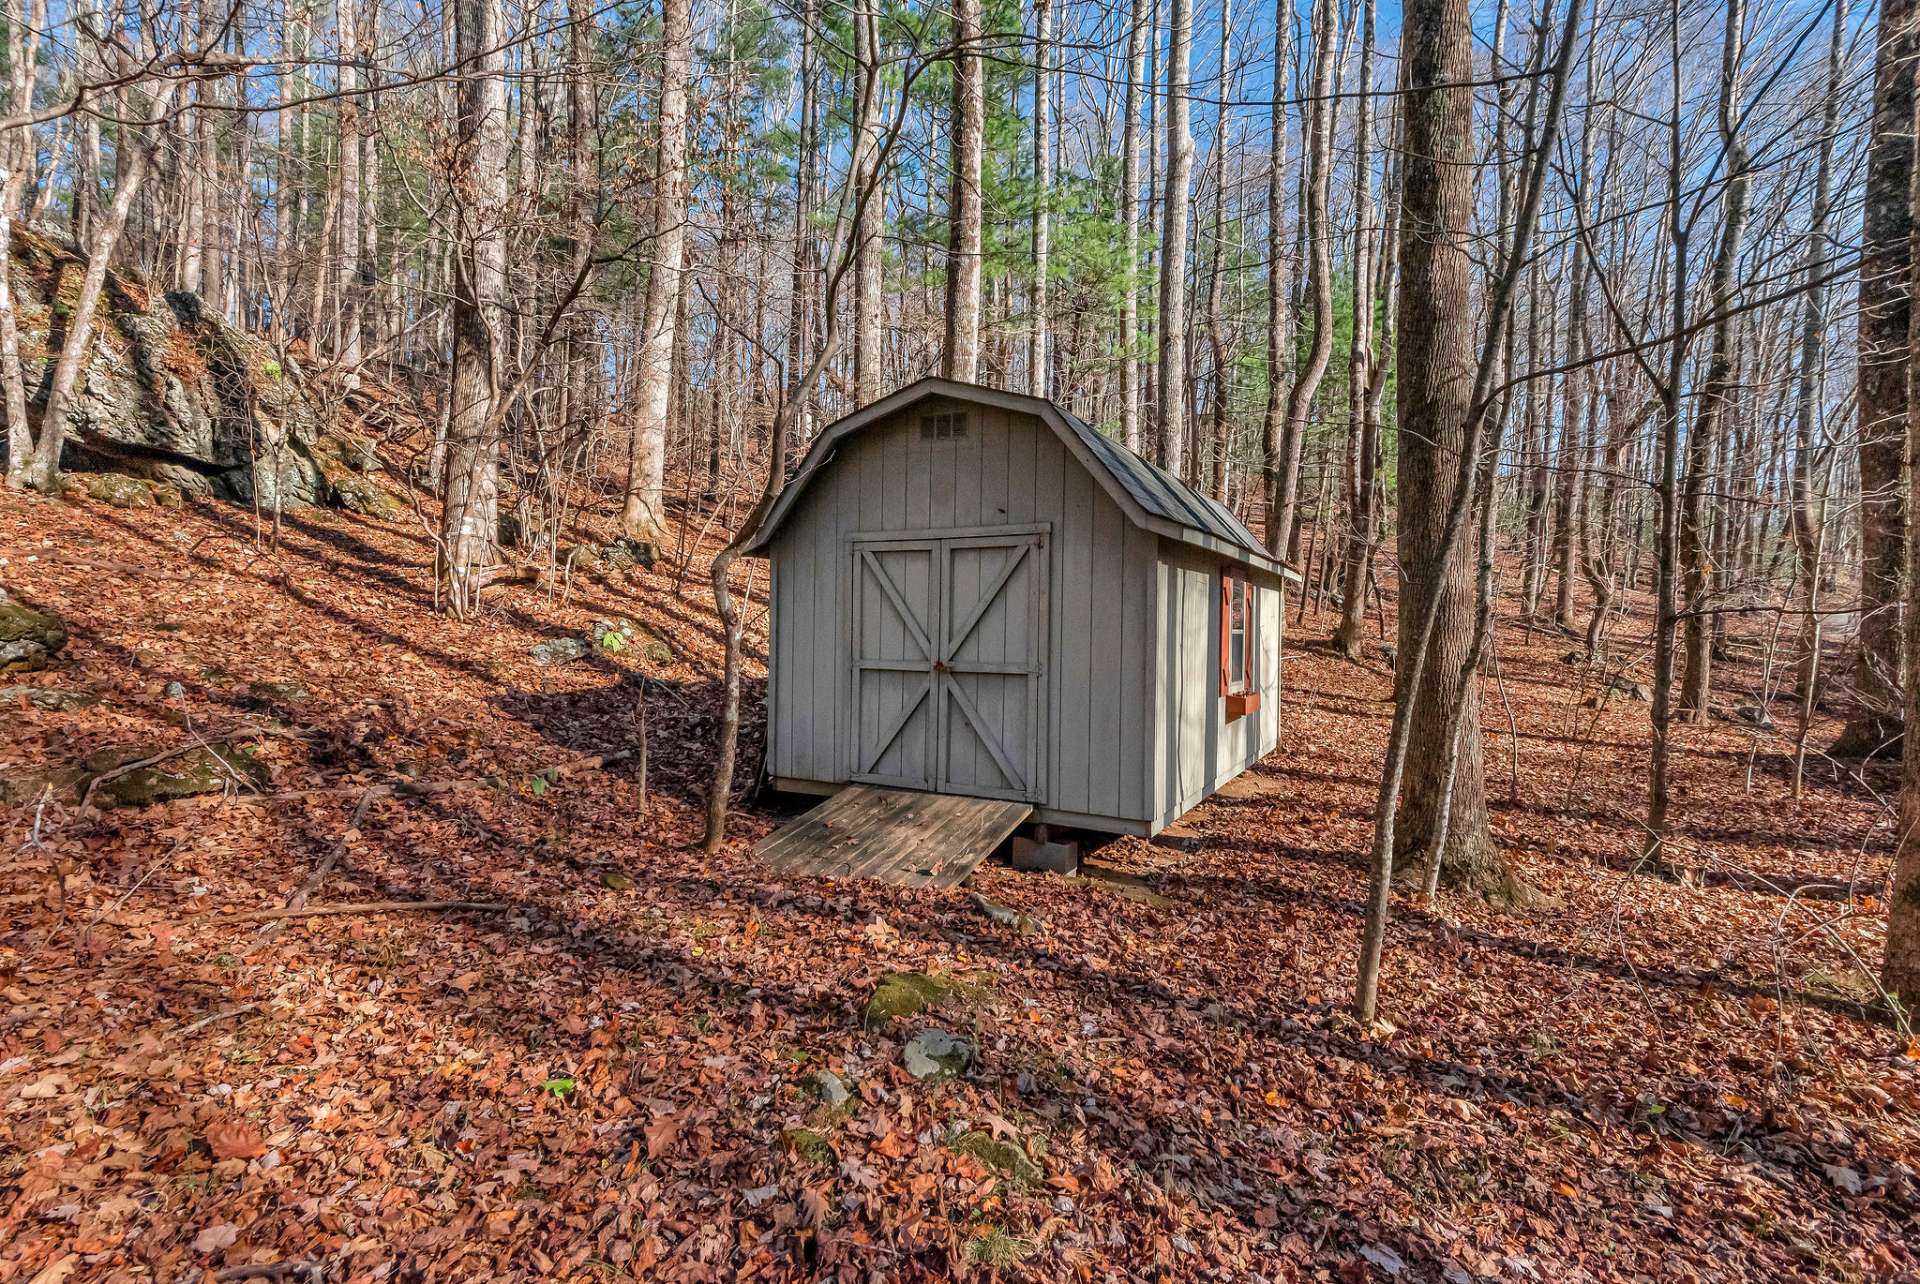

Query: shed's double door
850,531,1047,803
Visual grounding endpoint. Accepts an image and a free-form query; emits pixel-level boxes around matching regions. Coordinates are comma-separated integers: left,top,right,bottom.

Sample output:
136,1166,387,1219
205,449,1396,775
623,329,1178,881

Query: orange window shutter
1243,581,1255,689
1218,573,1232,695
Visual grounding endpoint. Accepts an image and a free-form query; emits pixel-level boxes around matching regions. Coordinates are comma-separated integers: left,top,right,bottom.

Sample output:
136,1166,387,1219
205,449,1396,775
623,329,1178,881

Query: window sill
1224,691,1261,722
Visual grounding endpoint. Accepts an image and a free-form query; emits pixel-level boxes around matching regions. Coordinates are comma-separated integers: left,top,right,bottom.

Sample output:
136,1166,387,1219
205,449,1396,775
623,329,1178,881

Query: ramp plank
754,786,1031,889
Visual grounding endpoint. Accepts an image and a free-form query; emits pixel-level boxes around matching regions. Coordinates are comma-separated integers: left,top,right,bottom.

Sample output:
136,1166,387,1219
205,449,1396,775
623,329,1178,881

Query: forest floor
1,478,1917,1284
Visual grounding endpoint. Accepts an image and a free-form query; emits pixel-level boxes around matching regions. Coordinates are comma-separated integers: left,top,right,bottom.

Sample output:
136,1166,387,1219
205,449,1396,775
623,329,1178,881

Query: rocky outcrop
0,590,67,672
8,229,406,518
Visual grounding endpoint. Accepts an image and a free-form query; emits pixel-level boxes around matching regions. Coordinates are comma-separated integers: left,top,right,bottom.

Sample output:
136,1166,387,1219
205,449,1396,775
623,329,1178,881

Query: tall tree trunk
1645,0,1692,855
1335,0,1377,657
1550,79,1594,634
622,0,692,541
439,0,509,615
1519,260,1553,616
1887,3,1920,1007
74,0,103,245
1271,0,1337,558
785,0,816,459
1120,0,1149,451
943,0,984,383
1155,0,1194,474
1678,0,1750,719
335,0,362,365
1789,6,1842,797
0,0,44,479
852,0,884,404
1029,0,1053,397
1260,0,1292,553
1203,0,1233,502
1840,0,1915,758
1388,0,1494,890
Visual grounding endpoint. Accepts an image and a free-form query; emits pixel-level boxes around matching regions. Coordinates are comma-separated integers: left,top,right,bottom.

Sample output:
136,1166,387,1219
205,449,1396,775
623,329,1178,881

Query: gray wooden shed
745,377,1296,838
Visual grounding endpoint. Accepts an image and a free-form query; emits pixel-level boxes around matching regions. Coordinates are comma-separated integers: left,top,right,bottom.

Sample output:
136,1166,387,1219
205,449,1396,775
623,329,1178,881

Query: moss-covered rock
806,1069,852,1108
865,972,958,1030
82,742,270,807
65,471,155,509
144,477,184,509
244,679,311,706
0,685,99,713
902,1028,975,1082
312,431,379,474
0,593,68,672
602,537,657,570
326,471,407,521
782,1127,835,1165
0,762,88,806
308,433,404,519
9,228,330,504
952,1131,1042,1185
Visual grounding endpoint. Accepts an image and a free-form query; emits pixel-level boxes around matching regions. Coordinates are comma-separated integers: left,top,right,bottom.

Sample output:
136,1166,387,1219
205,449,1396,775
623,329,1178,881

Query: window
919,411,968,442
1220,569,1260,719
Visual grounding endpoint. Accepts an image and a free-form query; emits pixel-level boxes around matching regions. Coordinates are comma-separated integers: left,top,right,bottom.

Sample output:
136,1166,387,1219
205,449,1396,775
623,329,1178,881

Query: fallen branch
215,1261,324,1283
254,788,379,946
77,725,307,812
232,899,511,922
176,1001,263,1038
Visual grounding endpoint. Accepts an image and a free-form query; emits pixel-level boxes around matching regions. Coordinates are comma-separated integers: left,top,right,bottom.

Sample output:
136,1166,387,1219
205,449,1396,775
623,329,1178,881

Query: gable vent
919,412,968,442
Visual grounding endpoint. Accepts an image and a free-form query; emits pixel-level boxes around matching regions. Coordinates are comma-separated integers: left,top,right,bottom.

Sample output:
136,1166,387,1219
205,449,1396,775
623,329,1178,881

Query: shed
745,377,1295,839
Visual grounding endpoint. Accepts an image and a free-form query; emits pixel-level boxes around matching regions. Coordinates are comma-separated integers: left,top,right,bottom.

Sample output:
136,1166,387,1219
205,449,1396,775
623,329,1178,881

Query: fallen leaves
205,1119,266,1161
1,481,1915,1284
190,1222,239,1254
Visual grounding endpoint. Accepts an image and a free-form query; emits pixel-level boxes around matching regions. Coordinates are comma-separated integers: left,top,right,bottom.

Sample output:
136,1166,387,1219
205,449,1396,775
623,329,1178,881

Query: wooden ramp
754,786,1031,889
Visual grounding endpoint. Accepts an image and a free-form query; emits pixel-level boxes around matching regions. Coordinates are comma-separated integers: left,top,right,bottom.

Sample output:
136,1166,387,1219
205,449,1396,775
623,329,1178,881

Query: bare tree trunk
1202,0,1233,502
439,0,509,616
1550,80,1594,634
851,0,884,405
1887,4,1920,1010
1790,2,1844,799
1271,0,1337,557
1260,0,1292,553
1355,0,1578,1020
1519,262,1553,616
1678,0,1750,719
1120,0,1149,451
1335,0,1377,657
1155,0,1193,474
334,0,362,365
785,0,816,458
74,0,102,244
1388,0,1494,891
1029,0,1053,397
1645,0,1692,856
622,0,692,541
942,0,984,384
1840,0,1915,759
0,0,44,479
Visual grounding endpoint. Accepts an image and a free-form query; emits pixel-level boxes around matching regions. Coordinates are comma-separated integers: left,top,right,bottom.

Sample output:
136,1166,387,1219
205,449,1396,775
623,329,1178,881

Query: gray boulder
0,591,67,672
530,636,591,666
0,685,97,712
902,1028,975,1082
9,229,334,505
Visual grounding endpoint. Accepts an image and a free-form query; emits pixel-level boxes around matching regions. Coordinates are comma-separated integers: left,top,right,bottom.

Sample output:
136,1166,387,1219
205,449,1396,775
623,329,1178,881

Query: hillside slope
0,482,1914,1282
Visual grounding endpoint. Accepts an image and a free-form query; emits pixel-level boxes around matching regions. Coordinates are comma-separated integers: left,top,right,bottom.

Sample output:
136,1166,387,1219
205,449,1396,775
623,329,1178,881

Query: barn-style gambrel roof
744,377,1298,581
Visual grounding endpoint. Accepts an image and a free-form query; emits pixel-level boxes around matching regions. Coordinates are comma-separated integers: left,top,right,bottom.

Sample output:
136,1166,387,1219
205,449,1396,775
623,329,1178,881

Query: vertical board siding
767,401,1155,825
1151,541,1285,824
